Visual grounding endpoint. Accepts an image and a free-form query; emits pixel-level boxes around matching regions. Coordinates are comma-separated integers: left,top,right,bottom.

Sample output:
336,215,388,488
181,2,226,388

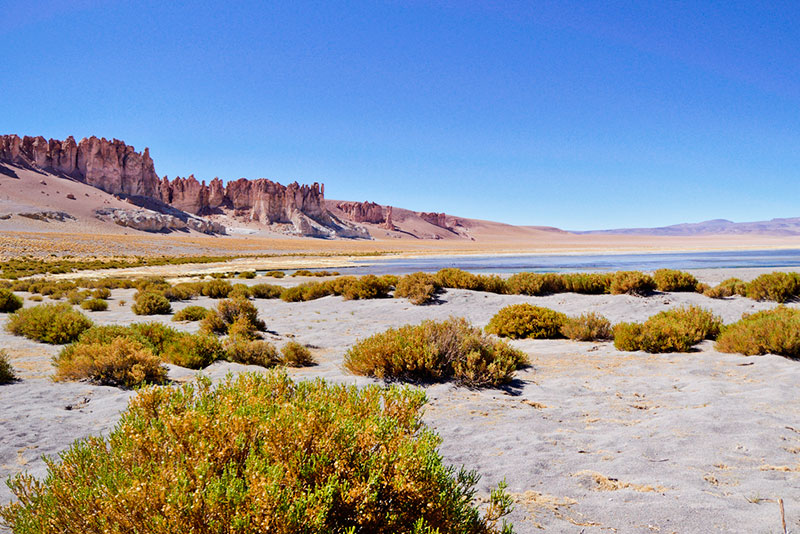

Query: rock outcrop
419,211,449,229
335,201,386,224
95,208,225,234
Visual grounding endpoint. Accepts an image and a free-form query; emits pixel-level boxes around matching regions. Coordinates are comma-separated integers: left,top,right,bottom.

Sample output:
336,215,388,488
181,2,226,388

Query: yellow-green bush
0,371,514,533
161,333,224,369
201,279,233,299
345,317,527,387
200,297,265,336
280,281,331,302
609,271,656,296
132,292,172,315
6,303,93,344
0,350,16,384
338,274,393,300
263,270,285,278
80,298,109,312
250,283,284,299
172,305,210,322
66,289,90,305
613,305,722,353
53,337,167,387
506,272,564,296
237,271,256,279
163,282,204,301
0,288,23,312
561,312,612,341
226,339,281,367
434,268,508,294
560,273,611,294
746,272,800,303
486,304,567,339
281,341,315,367
715,307,800,358
91,288,111,300
394,272,441,304
703,278,748,298
653,269,698,292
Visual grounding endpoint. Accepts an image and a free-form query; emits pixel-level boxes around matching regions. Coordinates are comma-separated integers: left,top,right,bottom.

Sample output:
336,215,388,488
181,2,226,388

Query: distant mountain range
576,218,800,236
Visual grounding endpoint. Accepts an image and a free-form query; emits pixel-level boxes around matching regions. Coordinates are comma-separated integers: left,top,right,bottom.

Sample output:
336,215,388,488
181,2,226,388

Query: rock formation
419,211,449,229
335,201,385,224
95,208,225,234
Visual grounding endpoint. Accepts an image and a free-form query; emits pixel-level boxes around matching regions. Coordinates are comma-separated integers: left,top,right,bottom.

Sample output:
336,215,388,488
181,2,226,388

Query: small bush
715,307,800,358
91,288,111,300
6,303,93,344
613,305,722,353
560,273,611,294
53,337,167,387
264,270,285,278
486,304,567,339
172,305,209,322
561,312,612,341
228,283,252,299
345,317,528,387
434,268,507,294
506,272,564,296
80,298,109,312
280,281,331,302
201,279,233,298
0,372,514,533
394,272,441,305
609,271,656,296
746,272,800,303
29,295,43,302
0,288,23,312
163,282,203,301
226,339,280,367
339,274,392,300
66,290,88,305
132,292,172,315
704,278,748,298
250,283,284,299
653,269,698,292
200,297,265,336
0,350,16,384
162,333,224,369
237,271,256,279
281,341,315,367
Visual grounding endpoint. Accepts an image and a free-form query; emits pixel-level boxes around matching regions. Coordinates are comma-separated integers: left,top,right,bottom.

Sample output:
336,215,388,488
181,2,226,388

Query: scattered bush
228,283,252,300
172,305,209,322
280,281,330,302
506,272,564,296
0,371,514,533
613,305,722,353
609,271,656,296
161,333,224,369
561,312,612,341
263,270,285,278
201,279,233,299
132,292,172,315
29,295,43,302
53,337,167,387
0,350,16,384
653,269,698,292
91,288,111,300
163,282,203,301
0,288,23,312
715,307,800,358
237,271,256,279
200,297,265,336
80,298,109,312
560,273,612,294
250,283,284,299
394,272,441,304
703,278,748,299
345,316,528,387
226,339,280,367
281,341,314,367
6,303,93,344
338,274,392,300
486,304,567,339
746,272,800,303
434,268,507,294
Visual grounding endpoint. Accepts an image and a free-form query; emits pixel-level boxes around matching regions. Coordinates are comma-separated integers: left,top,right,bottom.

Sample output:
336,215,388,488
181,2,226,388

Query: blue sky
2,1,799,230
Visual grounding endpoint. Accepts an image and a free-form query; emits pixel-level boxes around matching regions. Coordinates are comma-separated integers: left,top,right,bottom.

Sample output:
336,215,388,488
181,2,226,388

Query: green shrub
200,297,265,336
281,341,315,367
559,273,611,294
80,298,109,312
653,269,698,292
0,350,16,384
172,305,210,322
237,271,256,279
486,304,567,339
163,282,203,301
561,312,612,341
394,272,441,304
250,283,284,299
345,317,527,387
132,292,172,315
264,270,285,278
128,322,182,354
0,371,514,533
91,288,111,300
339,274,392,300
226,339,280,367
66,290,89,306
506,272,564,296
746,272,800,303
201,279,233,298
703,278,748,298
6,303,93,344
29,295,43,302
434,268,507,294
280,282,331,302
53,337,167,387
228,283,252,300
715,307,800,358
613,305,722,353
162,333,224,369
0,288,23,312
609,271,656,296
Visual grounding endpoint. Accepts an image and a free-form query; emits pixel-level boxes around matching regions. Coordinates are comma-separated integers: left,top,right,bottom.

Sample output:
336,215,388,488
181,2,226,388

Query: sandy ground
1,270,799,533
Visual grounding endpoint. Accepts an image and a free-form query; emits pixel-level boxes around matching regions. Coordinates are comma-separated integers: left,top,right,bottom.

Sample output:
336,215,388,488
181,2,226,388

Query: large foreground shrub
345,317,527,387
0,288,23,312
0,372,514,534
613,305,722,353
715,307,800,358
0,350,16,384
5,303,93,344
485,304,567,339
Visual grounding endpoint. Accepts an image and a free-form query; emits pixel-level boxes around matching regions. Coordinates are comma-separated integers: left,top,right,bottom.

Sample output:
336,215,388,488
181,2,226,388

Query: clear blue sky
3,1,799,230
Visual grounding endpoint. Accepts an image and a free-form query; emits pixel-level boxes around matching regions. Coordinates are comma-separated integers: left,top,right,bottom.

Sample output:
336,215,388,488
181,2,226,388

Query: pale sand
1,270,799,533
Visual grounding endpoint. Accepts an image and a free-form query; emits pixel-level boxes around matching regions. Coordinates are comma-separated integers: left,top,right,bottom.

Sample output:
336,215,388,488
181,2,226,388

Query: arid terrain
1,268,798,533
